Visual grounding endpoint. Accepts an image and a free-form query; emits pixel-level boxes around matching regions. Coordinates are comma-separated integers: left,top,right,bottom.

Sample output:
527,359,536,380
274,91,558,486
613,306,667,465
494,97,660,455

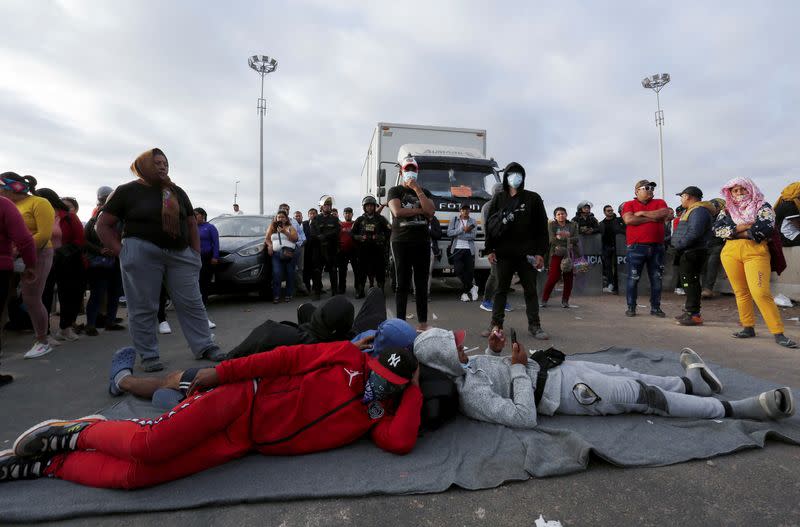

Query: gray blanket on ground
2,347,799,523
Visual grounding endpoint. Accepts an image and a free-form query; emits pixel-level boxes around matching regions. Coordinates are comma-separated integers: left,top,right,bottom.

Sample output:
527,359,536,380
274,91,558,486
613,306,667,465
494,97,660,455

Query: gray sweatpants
555,361,724,419
120,237,215,361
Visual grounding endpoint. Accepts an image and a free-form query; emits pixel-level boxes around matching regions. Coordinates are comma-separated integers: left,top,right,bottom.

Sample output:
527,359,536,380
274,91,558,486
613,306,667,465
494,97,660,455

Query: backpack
418,364,459,431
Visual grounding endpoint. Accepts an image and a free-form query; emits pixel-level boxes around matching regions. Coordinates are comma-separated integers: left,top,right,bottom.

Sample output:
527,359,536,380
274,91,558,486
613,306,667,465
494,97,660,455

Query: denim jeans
271,252,296,298
625,243,665,310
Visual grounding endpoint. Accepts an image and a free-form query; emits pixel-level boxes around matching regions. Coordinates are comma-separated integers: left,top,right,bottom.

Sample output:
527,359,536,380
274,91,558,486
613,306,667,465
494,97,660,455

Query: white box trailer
360,122,500,281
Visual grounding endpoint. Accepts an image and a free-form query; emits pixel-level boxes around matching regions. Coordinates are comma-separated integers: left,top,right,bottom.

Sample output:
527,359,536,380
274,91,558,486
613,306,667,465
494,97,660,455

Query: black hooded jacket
484,162,549,257
226,296,355,359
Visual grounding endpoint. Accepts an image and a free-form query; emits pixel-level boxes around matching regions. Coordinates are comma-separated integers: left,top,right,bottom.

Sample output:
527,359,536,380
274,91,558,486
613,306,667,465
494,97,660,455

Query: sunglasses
637,185,656,192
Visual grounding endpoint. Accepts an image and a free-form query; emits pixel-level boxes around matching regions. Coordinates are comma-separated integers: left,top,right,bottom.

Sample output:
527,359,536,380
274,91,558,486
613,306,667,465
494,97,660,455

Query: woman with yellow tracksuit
714,177,797,348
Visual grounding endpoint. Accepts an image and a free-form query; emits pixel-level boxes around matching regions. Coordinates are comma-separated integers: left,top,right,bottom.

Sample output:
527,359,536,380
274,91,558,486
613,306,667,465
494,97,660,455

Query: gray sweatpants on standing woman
120,237,216,361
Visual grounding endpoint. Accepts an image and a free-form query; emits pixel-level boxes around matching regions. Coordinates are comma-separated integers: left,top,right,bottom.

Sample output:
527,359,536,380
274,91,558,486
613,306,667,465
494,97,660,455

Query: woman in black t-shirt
387,156,434,331
97,148,224,372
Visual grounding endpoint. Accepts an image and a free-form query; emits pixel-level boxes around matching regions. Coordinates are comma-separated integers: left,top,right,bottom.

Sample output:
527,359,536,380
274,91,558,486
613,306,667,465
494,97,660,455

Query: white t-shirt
271,230,296,250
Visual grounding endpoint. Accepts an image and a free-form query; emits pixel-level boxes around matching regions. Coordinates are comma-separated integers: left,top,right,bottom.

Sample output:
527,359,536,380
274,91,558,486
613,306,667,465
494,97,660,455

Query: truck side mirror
377,187,386,198
377,168,386,187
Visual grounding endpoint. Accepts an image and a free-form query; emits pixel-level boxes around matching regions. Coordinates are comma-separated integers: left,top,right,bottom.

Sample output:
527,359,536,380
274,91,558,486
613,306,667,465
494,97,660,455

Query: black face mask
362,371,403,404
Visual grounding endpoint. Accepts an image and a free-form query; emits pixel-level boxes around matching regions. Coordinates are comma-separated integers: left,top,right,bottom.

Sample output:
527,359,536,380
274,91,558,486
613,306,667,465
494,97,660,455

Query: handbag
560,256,573,273
768,228,787,275
277,232,295,261
570,246,590,274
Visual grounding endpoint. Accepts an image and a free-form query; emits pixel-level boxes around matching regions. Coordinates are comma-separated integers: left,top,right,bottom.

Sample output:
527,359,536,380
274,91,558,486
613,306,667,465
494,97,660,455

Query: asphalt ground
2,277,799,526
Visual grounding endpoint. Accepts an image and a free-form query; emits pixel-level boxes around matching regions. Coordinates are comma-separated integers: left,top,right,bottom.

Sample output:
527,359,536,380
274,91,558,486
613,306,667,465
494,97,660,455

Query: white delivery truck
360,122,500,286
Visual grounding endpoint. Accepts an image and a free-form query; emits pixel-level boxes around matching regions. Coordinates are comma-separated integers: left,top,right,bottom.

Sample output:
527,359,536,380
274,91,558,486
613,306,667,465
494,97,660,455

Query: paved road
2,280,799,526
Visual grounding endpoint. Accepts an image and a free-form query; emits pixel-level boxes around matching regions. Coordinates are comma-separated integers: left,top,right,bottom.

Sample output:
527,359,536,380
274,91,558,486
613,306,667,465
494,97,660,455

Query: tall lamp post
248,55,278,214
641,73,670,199
234,180,240,206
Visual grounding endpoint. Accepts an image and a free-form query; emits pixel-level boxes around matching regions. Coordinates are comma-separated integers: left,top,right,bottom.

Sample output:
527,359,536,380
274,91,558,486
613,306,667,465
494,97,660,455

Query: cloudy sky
1,0,798,219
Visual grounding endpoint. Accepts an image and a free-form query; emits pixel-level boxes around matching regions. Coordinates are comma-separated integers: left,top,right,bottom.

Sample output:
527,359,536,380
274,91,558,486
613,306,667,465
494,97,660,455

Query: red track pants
541,254,574,302
45,381,255,489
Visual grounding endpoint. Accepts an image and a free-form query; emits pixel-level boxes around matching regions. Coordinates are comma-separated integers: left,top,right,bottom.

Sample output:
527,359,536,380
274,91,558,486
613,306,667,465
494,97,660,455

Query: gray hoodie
414,329,561,428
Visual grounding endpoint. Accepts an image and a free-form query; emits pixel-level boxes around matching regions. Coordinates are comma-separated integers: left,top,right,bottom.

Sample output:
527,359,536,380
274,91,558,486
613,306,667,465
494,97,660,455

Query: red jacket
57,210,86,247
215,341,422,456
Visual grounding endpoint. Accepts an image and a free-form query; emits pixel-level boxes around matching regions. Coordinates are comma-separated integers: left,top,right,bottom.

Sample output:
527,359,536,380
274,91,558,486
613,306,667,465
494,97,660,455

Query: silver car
209,214,273,298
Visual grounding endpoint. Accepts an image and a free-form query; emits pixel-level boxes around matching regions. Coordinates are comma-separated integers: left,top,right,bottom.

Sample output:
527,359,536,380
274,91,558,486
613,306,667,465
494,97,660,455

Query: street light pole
641,73,670,199
248,55,278,214
234,180,240,206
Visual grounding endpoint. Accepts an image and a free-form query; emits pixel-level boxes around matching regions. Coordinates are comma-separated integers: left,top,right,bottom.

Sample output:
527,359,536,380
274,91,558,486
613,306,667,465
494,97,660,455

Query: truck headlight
237,244,264,257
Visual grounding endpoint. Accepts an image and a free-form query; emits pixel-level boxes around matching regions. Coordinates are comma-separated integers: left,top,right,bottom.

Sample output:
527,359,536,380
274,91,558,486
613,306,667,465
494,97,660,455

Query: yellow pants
720,239,783,334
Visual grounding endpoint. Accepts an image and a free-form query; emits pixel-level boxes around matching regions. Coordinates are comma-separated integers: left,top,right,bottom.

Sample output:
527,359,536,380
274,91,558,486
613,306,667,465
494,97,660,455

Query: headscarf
720,177,765,225
0,172,31,194
130,149,181,239
775,182,800,211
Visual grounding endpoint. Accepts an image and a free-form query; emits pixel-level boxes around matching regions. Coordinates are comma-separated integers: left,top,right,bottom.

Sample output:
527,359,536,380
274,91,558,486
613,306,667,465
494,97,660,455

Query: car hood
219,236,264,253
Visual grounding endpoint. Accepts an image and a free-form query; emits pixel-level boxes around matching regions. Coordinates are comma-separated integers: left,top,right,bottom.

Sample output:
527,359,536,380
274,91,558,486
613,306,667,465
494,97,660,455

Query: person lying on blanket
0,340,422,487
414,327,795,428
106,318,418,409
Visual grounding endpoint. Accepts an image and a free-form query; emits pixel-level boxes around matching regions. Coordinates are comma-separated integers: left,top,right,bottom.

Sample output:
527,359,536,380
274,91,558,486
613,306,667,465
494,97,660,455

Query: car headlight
237,244,264,257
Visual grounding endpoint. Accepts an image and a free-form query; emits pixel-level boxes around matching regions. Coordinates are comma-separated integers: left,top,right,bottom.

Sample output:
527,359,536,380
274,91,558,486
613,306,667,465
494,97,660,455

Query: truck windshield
416,164,496,200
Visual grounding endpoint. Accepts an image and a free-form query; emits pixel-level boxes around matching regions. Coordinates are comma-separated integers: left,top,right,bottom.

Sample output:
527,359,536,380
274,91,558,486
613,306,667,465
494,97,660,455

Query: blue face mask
507,173,523,189
403,171,418,183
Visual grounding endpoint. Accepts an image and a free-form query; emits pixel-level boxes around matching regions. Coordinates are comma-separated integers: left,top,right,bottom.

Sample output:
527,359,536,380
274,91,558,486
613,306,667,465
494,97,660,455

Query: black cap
368,347,418,385
676,186,703,200
343,207,353,213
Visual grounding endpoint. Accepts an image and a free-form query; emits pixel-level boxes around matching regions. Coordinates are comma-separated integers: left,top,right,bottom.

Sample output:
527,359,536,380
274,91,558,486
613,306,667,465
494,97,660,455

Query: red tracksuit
45,342,423,489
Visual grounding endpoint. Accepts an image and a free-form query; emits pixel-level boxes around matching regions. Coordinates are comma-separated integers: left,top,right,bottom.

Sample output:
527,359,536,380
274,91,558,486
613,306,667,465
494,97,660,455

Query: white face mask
403,171,418,183
507,173,523,189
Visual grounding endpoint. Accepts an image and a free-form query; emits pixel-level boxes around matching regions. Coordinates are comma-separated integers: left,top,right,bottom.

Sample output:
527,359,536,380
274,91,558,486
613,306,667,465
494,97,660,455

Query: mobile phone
510,328,517,345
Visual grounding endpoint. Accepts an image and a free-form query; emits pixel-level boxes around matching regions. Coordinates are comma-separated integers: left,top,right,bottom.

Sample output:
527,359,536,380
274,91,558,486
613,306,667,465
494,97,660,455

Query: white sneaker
54,327,79,342
158,321,172,334
460,293,470,302
24,341,53,359
208,319,216,329
675,288,686,296
470,285,479,301
603,285,615,293
47,336,62,347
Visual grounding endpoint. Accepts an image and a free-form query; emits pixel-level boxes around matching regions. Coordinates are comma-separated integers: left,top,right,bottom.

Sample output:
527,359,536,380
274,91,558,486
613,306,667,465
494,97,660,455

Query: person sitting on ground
540,207,578,309
106,318,417,408
1,340,422,487
571,200,601,235
414,328,795,429
714,177,798,348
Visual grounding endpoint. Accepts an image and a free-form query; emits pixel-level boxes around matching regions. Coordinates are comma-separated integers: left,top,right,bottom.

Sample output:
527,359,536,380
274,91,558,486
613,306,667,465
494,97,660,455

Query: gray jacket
414,329,561,428
447,215,477,255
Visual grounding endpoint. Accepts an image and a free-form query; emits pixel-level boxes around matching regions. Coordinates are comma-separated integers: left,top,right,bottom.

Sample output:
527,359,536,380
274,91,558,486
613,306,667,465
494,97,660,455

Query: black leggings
392,240,430,323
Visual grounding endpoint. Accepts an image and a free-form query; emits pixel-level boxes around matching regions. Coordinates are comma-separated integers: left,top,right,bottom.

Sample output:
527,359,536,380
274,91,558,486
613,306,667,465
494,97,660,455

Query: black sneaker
625,307,636,317
650,308,666,318
13,416,106,457
199,345,227,362
85,325,99,337
0,450,49,482
732,327,756,338
775,334,798,348
0,373,13,388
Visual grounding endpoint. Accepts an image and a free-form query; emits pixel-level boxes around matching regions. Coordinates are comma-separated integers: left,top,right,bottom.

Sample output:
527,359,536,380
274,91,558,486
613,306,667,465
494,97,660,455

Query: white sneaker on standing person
447,204,478,303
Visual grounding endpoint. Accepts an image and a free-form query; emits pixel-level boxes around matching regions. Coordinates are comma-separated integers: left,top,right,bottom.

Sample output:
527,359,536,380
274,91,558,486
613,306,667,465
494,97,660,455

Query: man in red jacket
1,341,422,488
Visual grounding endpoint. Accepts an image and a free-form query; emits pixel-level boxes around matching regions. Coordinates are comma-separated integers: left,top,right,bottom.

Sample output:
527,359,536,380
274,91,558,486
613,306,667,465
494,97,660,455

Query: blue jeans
272,252,296,298
625,243,665,310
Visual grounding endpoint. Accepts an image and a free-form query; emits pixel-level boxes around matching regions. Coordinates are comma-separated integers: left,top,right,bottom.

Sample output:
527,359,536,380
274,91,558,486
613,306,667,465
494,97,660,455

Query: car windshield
211,216,272,237
416,164,497,200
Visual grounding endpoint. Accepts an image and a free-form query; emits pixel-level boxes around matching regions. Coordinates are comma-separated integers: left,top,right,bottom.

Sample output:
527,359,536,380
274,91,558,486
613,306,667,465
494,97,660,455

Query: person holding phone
414,328,794,429
447,204,478,302
265,210,299,303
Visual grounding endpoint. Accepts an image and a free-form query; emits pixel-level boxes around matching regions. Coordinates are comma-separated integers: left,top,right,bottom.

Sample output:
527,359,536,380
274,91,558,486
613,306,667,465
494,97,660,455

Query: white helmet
319,194,335,208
